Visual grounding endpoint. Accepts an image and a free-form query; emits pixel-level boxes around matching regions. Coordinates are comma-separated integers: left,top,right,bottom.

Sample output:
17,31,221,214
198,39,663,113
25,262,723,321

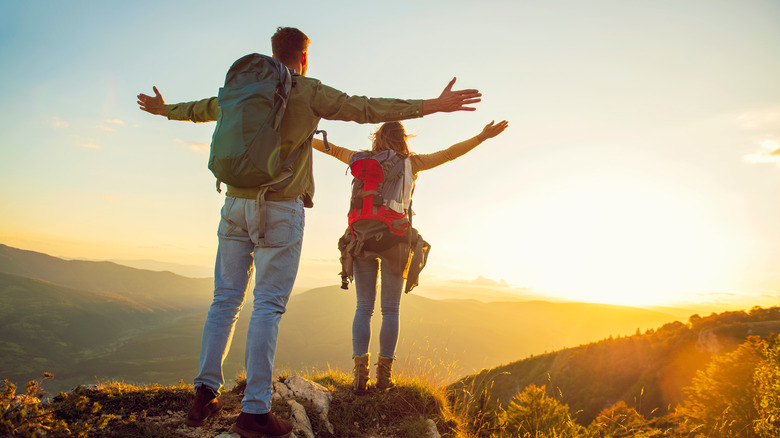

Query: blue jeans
352,255,404,359
194,196,304,414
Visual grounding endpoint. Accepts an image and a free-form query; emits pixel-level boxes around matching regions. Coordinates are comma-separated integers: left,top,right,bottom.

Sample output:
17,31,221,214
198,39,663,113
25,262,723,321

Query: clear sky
1,0,779,307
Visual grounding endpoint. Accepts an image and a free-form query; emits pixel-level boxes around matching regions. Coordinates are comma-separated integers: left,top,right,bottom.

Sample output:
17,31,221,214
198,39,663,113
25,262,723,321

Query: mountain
0,243,679,396
83,286,679,389
0,244,212,311
277,287,680,377
106,258,212,278
449,306,780,425
0,271,174,391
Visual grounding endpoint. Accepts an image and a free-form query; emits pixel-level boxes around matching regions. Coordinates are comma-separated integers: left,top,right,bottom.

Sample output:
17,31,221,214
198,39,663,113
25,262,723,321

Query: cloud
737,107,780,167
80,143,100,149
737,108,780,130
174,138,209,153
744,139,780,165
99,119,126,131
51,117,69,128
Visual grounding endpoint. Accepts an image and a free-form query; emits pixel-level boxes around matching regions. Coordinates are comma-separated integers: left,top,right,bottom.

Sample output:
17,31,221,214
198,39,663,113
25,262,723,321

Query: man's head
271,27,310,75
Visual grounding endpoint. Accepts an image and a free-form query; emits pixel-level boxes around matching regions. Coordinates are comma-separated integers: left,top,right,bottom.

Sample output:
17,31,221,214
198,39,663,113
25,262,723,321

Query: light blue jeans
194,196,304,414
352,255,404,360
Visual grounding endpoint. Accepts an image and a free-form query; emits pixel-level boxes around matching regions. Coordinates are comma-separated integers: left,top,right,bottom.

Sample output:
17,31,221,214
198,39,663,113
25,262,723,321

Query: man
137,27,481,438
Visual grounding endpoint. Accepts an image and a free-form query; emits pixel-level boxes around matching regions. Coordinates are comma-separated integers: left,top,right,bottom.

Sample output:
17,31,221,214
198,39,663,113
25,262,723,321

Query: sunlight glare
498,178,739,306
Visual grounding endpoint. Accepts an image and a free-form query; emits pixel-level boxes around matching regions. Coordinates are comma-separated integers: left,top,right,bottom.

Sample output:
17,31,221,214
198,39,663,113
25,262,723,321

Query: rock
274,380,293,400
276,375,334,434
215,433,293,438
425,419,441,438
288,400,315,438
284,375,332,410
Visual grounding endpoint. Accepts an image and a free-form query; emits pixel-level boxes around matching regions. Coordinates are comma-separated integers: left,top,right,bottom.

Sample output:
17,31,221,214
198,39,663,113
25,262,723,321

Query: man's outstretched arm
137,87,218,122
421,77,482,115
312,76,482,123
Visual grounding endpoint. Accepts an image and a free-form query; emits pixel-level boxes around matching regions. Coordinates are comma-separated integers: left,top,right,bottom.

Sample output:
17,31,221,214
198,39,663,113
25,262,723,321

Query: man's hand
422,78,482,115
477,120,509,142
137,86,167,116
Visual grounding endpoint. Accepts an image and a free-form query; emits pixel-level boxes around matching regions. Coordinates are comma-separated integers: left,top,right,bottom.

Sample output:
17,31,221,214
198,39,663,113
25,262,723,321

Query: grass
0,365,467,437
303,369,463,437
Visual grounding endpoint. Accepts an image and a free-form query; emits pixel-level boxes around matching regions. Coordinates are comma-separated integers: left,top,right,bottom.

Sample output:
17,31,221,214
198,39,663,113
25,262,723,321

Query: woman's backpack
338,149,430,294
346,150,414,250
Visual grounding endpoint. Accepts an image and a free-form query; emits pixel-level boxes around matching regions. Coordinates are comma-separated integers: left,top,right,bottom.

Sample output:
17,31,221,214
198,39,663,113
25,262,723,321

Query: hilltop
2,371,458,438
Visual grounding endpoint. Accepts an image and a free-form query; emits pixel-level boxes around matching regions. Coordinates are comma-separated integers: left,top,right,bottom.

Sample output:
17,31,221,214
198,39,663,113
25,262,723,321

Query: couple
138,26,507,438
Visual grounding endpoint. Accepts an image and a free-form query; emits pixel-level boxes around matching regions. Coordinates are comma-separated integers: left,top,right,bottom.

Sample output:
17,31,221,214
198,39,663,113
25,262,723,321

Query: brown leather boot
229,411,293,438
352,353,370,394
376,356,396,390
185,385,222,426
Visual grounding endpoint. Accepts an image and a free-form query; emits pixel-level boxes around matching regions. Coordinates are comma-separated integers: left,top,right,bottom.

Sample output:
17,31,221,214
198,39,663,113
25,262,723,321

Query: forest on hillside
450,306,780,437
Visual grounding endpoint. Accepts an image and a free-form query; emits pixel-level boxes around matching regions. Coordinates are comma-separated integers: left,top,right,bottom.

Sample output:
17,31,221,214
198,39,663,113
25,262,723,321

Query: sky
1,0,779,307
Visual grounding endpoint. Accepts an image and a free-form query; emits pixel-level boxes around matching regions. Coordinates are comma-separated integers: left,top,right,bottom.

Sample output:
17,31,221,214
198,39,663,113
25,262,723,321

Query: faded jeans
194,196,304,414
352,255,404,359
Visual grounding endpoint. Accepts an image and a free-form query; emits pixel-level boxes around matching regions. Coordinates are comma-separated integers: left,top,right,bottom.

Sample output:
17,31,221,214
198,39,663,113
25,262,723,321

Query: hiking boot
229,411,293,438
352,353,370,394
376,356,396,390
185,385,222,426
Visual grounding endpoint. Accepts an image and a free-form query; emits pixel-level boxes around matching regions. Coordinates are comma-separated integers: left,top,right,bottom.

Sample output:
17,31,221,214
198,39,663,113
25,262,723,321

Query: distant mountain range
0,244,213,311
1,243,682,395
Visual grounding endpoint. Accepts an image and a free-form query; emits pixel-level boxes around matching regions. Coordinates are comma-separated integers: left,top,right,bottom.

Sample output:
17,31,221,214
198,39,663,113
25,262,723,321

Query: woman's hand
477,120,509,142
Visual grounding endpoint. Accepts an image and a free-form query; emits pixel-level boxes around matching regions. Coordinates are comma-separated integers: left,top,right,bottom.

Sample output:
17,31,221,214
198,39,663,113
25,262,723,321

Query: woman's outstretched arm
411,120,509,172
312,138,355,165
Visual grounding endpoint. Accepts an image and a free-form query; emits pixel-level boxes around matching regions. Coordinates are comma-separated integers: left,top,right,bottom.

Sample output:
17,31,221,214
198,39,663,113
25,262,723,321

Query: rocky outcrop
273,375,334,436
425,419,441,438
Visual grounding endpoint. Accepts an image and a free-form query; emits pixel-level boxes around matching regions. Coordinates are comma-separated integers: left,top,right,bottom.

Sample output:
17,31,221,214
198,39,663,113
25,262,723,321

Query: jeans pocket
260,202,297,248
218,198,240,237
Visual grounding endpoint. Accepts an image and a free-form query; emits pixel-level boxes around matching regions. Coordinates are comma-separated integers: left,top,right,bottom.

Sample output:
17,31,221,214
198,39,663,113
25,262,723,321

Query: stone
288,400,315,438
280,375,334,434
425,419,441,438
274,380,293,400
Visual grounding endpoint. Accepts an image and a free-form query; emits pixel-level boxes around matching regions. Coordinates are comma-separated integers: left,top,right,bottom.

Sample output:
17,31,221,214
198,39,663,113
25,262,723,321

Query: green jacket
166,73,423,206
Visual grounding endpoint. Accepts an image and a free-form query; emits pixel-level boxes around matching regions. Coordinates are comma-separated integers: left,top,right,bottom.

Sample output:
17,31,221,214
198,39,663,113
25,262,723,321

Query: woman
313,119,509,393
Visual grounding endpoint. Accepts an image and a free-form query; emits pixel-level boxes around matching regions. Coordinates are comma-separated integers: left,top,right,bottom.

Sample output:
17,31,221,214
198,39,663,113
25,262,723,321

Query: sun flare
491,177,740,307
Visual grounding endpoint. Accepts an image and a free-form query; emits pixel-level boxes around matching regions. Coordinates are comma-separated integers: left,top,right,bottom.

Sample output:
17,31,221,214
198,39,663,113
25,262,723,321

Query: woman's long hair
371,121,412,156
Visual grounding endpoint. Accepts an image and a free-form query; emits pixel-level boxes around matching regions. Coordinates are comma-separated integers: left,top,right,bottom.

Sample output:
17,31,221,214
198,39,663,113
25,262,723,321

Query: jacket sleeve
411,136,483,173
310,82,423,124
166,97,219,122
312,138,355,165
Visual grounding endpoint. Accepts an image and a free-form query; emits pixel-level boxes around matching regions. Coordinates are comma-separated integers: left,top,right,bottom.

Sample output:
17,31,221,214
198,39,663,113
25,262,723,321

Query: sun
488,177,741,307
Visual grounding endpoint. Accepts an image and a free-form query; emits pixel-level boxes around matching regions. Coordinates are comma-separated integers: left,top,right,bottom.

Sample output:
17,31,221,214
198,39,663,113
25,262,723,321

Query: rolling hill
68,286,680,393
0,271,178,391
449,306,780,425
0,244,213,311
0,243,680,396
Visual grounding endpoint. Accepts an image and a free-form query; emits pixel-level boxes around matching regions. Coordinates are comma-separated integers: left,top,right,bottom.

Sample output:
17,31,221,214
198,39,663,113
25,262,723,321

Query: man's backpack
347,150,414,251
208,53,294,191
